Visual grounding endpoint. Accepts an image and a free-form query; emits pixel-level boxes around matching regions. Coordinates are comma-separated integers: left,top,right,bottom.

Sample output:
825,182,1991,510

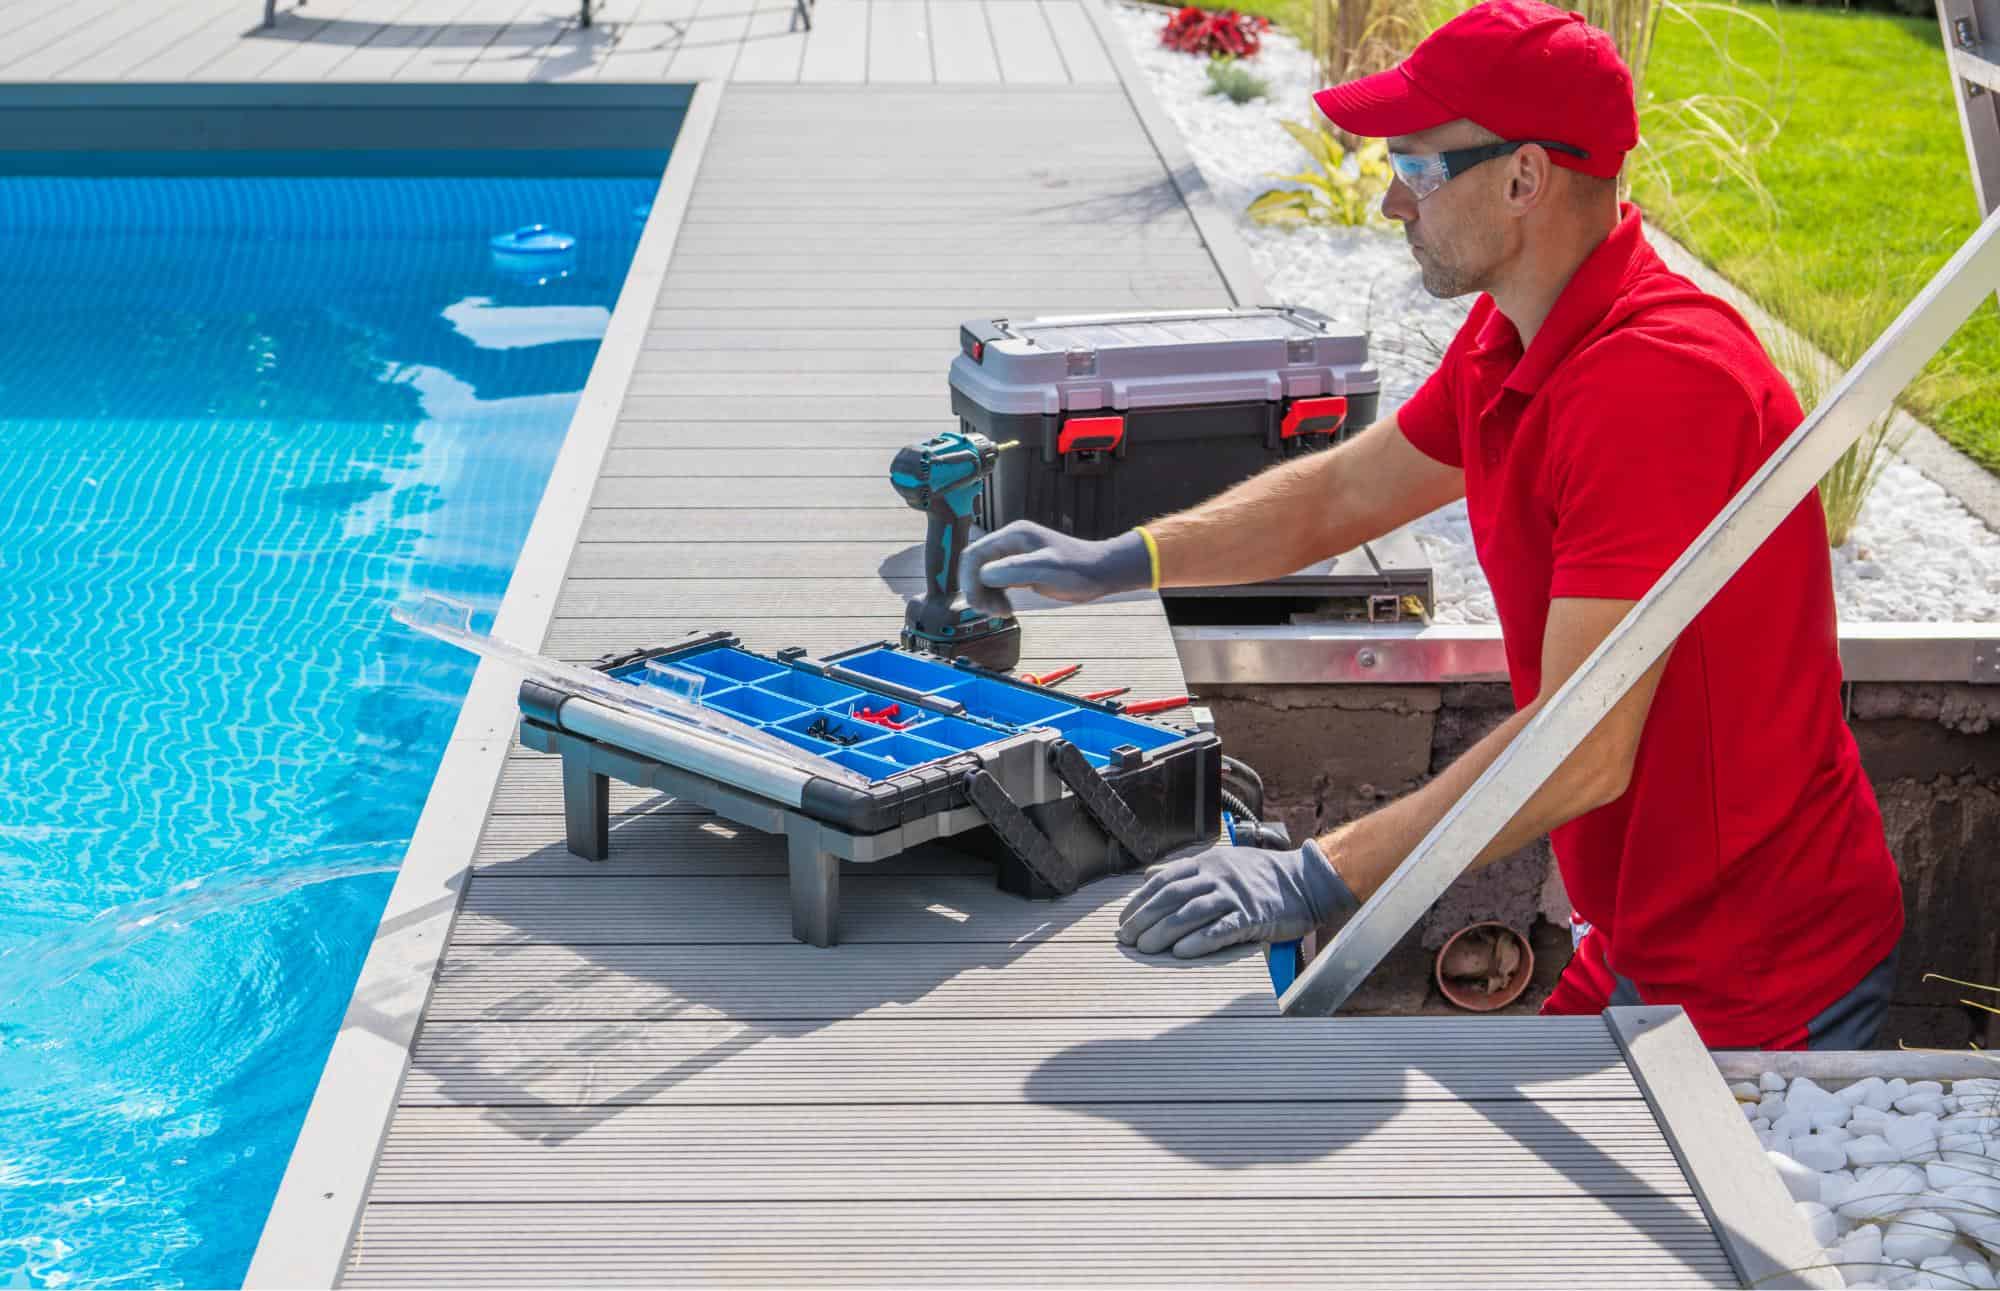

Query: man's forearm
1144,450,1347,589
1315,700,1626,902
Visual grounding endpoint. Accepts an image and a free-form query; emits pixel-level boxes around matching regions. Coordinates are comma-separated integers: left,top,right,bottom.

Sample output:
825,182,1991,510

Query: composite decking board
727,0,810,82
428,938,1273,1022
930,0,1003,81
342,1203,1732,1289
1043,0,1117,81
404,1015,1646,1105
797,0,869,81
866,0,933,81
555,576,1164,613
365,1098,1693,1203
539,619,1183,662
452,871,1140,945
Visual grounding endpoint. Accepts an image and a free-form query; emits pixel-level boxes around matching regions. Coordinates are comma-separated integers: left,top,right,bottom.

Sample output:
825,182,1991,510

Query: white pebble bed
1743,1072,2000,1288
1107,3,2000,624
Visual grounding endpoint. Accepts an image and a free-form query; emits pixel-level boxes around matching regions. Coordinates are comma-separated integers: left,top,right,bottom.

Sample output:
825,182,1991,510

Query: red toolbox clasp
1280,395,1348,454
1056,414,1124,472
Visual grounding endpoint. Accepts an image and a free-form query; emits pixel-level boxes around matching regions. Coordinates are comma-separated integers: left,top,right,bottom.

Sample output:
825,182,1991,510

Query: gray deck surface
1,0,1750,1279
0,0,1122,85
333,81,1733,1284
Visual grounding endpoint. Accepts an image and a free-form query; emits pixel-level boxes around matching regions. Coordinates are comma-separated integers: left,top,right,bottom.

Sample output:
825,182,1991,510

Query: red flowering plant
1159,6,1269,58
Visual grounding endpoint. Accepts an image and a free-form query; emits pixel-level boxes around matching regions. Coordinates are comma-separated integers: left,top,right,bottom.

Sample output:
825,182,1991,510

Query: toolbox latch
1057,414,1125,474
1280,395,1348,454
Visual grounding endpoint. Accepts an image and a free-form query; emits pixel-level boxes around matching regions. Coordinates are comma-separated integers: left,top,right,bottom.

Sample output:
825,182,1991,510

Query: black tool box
949,305,1380,541
517,633,1222,943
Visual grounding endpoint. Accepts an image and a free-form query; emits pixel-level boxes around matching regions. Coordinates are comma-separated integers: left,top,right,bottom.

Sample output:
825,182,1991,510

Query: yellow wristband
1135,526,1162,590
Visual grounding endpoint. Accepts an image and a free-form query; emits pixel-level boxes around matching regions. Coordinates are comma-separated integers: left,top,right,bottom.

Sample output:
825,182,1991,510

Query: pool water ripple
0,170,656,1289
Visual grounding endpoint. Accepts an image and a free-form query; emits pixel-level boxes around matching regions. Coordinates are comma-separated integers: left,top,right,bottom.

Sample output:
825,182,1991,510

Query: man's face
1382,121,1511,300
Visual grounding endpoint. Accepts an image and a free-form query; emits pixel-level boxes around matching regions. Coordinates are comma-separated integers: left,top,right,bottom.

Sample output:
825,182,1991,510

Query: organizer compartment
772,709,878,749
1048,709,1182,761
856,733,958,768
903,714,1005,750
826,647,965,694
751,671,869,707
932,676,1071,727
702,687,810,725
678,646,786,687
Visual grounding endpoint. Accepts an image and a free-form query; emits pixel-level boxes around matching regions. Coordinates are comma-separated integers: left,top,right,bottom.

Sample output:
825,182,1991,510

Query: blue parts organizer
517,632,1222,946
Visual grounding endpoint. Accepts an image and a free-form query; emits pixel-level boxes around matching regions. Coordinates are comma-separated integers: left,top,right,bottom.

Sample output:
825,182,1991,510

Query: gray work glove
1117,839,1359,959
958,521,1153,618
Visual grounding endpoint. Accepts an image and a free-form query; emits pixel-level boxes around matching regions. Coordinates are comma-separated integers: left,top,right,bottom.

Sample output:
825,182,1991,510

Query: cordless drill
889,429,1022,671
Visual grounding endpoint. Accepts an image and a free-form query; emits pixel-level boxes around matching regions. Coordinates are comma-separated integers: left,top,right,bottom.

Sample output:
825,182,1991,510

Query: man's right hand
958,521,1154,617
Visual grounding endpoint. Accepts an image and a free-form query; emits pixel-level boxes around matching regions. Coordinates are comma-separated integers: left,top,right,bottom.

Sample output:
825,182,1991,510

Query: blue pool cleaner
489,224,577,275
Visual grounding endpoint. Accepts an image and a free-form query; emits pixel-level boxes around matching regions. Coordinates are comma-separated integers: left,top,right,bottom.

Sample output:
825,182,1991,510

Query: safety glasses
1387,140,1592,200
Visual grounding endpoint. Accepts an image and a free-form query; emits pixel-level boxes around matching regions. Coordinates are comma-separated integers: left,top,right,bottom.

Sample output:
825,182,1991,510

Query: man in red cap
960,0,1904,1049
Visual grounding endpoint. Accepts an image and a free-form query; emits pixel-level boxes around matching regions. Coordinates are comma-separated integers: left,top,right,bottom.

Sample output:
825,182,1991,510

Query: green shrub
1205,55,1271,102
1247,120,1392,227
1753,272,1954,548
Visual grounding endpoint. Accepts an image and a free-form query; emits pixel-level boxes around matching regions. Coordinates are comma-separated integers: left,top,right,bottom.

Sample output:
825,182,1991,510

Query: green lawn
1635,4,1999,471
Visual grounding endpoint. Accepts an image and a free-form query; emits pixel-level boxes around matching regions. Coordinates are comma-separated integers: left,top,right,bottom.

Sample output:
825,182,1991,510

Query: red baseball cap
1311,0,1638,180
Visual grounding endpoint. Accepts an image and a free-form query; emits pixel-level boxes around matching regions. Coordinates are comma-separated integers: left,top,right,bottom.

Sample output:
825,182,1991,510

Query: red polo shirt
1397,205,1903,1049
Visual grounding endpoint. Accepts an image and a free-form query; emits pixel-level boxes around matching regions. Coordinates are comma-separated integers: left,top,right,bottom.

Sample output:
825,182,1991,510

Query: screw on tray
804,716,866,746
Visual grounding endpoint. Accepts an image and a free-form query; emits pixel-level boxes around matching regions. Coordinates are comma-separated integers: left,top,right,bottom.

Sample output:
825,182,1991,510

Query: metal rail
1281,204,2000,1017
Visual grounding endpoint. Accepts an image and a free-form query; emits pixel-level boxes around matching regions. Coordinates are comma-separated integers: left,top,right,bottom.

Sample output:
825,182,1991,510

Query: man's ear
1504,145,1558,210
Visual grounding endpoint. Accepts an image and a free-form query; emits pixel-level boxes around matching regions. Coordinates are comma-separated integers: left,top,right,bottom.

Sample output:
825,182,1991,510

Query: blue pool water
0,166,659,1288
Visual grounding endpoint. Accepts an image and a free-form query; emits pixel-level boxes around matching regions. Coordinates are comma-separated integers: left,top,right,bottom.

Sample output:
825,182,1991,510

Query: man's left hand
1117,839,1359,959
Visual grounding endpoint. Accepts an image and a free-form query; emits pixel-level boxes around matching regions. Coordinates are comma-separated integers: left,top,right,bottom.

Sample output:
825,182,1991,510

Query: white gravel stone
1885,1213,1959,1263
1762,1093,1791,1121
1900,1095,1950,1118
1771,1148,1824,1203
1837,1223,1886,1270
1763,1071,1791,1093
1107,3,2000,624
1851,1134,1906,1169
1888,1115,1944,1162
1777,1109,1815,1140
1930,1161,1996,1191
1798,1200,1840,1247
1794,1136,1851,1173
1731,1081,1763,1101
1846,1077,1893,1107
1842,1164,1931,1221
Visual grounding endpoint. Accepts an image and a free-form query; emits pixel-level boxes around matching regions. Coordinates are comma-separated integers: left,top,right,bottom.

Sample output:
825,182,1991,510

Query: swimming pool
0,165,659,1288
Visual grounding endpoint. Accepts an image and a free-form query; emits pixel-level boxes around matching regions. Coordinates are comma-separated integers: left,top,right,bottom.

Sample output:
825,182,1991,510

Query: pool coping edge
242,78,727,1291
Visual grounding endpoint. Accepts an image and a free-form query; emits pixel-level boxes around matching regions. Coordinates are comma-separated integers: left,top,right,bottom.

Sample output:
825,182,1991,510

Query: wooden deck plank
391,0,535,79
249,0,430,82
313,0,489,81
343,1197,1733,1287
458,4,574,80
665,0,759,81
401,1014,1647,1105
539,615,1188,661
796,0,867,81
984,0,1069,83
588,0,698,81
726,0,809,81
867,0,934,82
450,869,1137,944
1041,0,1114,82
929,0,1000,81
6,0,220,80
